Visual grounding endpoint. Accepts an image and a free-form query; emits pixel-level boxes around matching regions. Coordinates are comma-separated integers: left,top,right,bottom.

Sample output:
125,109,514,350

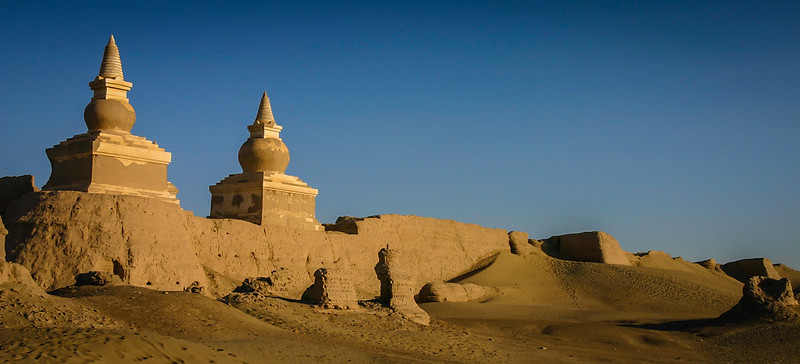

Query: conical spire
98,35,124,78
254,91,275,125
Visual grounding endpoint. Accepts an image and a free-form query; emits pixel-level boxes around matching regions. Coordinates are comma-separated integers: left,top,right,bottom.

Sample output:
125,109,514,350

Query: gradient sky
1,1,798,268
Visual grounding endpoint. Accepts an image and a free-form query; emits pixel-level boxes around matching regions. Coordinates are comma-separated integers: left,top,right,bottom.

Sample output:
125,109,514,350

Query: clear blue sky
1,1,799,268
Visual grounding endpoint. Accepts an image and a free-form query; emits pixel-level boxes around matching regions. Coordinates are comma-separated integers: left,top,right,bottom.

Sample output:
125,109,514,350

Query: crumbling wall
301,267,358,309
4,192,510,298
192,214,509,298
325,215,509,296
721,258,781,283
4,191,208,292
188,217,333,298
0,175,39,215
543,231,631,266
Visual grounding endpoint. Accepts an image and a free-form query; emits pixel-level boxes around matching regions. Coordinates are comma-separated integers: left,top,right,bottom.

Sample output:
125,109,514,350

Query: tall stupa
209,92,321,230
42,36,178,203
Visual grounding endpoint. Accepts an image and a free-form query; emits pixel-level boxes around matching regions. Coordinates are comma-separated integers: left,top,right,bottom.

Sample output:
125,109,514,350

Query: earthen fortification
3,191,509,299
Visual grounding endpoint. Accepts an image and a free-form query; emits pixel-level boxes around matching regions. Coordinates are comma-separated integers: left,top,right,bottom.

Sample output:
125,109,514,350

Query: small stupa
209,92,321,230
43,36,178,203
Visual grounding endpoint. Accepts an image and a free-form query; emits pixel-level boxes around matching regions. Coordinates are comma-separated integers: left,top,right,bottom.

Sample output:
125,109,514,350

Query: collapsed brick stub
375,248,412,303
508,230,535,255
696,258,726,274
374,247,430,325
75,271,122,286
697,258,718,270
323,215,381,234
417,282,495,303
301,267,358,309
0,215,6,261
0,175,39,215
720,276,799,322
184,281,203,294
234,267,297,298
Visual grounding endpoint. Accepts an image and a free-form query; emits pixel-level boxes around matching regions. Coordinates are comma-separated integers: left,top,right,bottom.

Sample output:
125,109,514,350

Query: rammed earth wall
3,191,509,297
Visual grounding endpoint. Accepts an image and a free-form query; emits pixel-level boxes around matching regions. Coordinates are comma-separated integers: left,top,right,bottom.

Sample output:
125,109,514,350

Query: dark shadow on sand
622,318,724,332
447,253,500,283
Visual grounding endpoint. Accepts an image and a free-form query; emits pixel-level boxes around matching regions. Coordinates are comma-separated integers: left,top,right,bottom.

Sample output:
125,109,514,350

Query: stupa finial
98,35,124,79
254,91,275,125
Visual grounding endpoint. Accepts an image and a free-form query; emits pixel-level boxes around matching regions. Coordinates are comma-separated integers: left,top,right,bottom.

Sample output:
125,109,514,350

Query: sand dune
454,251,742,315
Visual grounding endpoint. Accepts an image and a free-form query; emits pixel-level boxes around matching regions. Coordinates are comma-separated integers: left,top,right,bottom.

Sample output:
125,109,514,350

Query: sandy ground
0,252,797,363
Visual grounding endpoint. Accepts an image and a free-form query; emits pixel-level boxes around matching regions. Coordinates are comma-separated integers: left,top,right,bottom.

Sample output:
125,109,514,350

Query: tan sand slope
422,300,800,363
0,256,795,363
453,251,742,315
0,261,122,330
0,328,244,363
41,285,511,363
421,252,799,363
1,277,795,364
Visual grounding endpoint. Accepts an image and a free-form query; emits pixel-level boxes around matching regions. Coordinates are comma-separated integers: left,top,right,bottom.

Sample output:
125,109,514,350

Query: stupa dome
84,98,136,132
238,137,290,173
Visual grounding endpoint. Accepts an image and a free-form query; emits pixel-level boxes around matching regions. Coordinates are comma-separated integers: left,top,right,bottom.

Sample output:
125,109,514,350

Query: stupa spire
98,35,124,78
254,91,275,125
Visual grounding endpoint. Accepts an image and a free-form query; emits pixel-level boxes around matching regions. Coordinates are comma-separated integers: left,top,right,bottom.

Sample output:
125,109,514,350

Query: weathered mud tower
209,92,321,230
42,35,178,203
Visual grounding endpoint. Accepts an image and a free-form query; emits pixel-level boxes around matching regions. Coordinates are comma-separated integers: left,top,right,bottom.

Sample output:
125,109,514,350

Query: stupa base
209,171,321,231
43,131,178,204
